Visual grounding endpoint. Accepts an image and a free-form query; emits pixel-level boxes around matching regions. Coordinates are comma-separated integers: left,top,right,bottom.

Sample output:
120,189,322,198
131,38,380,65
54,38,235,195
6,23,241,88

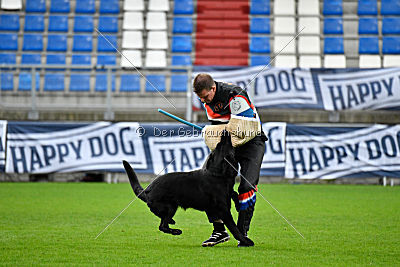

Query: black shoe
202,231,230,247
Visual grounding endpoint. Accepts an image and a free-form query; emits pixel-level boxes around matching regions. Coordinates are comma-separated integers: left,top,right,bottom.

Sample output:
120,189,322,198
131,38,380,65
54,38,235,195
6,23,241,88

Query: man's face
196,86,216,104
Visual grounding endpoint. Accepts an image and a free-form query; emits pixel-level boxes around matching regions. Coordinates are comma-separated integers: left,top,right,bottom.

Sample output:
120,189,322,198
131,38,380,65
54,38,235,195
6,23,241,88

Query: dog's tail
122,160,147,203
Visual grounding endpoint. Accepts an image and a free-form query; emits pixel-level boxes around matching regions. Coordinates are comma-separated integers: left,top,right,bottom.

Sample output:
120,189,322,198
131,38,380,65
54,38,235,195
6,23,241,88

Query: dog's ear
206,130,238,177
220,130,230,143
215,130,231,150
204,150,215,169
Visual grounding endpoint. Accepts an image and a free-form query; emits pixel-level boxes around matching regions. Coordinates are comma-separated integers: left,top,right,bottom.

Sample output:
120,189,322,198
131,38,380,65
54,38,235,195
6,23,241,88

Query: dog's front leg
219,211,254,247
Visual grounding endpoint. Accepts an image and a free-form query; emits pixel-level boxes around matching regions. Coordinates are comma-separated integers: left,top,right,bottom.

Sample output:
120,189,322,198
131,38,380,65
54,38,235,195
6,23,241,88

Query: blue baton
158,109,203,131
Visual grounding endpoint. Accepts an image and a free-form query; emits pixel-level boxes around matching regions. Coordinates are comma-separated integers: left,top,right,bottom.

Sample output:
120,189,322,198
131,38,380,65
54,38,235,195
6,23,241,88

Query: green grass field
1,182,399,266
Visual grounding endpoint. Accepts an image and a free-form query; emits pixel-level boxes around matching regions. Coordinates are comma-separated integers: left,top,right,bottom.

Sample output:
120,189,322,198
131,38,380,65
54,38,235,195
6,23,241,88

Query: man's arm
227,95,261,147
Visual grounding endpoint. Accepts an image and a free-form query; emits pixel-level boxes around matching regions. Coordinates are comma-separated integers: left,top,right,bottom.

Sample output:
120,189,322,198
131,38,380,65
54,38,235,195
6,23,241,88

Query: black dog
122,132,254,247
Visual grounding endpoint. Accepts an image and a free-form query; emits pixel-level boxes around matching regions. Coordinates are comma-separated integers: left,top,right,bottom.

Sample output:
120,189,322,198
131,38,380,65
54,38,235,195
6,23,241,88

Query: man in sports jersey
193,73,268,247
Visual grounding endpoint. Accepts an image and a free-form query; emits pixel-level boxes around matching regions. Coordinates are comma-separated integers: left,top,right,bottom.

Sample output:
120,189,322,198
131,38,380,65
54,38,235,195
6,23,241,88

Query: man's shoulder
216,82,245,100
217,81,242,92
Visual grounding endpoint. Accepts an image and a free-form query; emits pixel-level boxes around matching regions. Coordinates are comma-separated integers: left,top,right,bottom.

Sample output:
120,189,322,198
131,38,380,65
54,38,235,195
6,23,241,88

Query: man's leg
202,213,230,247
235,136,266,238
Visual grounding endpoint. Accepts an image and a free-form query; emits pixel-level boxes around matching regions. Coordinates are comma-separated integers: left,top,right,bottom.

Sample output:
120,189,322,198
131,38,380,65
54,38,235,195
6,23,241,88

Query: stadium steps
194,0,249,66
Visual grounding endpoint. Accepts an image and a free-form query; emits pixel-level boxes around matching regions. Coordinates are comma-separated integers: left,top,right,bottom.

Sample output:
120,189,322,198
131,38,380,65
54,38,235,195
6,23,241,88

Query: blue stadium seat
75,0,95,13
95,74,115,91
50,0,70,13
26,0,46,12
18,72,40,91
44,73,64,91
73,35,93,52
99,16,118,33
250,0,270,15
0,34,18,50
47,35,67,51
0,15,19,31
24,15,44,32
250,36,270,53
172,55,192,66
48,15,68,32
358,18,378,34
382,17,400,35
250,18,270,34
97,35,117,52
381,0,400,15
120,74,140,92
72,54,91,65
97,55,116,66
1,73,13,91
46,54,65,71
323,0,343,15
46,54,66,65
173,17,193,34
383,36,400,54
172,55,191,72
174,0,194,14
74,16,94,32
99,0,119,14
146,75,166,92
21,53,41,65
358,0,377,15
0,53,16,64
70,74,90,91
250,55,270,66
23,34,43,51
170,75,188,92
359,37,379,54
324,18,343,34
172,36,192,52
324,37,344,54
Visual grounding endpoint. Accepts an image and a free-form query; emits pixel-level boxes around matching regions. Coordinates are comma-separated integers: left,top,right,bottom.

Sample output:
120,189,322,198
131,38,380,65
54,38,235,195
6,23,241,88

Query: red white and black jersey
203,81,259,125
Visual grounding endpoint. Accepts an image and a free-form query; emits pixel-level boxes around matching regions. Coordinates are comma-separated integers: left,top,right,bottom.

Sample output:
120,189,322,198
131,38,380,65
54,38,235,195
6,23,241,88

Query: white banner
6,122,147,173
0,120,7,171
194,67,400,111
261,122,286,174
318,68,400,111
285,124,400,179
148,134,209,174
194,67,320,109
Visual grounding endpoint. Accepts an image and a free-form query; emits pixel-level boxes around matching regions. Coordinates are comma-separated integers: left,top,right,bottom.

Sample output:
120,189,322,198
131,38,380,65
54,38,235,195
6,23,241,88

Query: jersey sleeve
227,95,261,147
229,95,255,118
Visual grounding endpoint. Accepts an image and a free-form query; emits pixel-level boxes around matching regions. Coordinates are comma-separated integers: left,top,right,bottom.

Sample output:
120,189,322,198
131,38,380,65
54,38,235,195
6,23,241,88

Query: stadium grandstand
0,0,399,124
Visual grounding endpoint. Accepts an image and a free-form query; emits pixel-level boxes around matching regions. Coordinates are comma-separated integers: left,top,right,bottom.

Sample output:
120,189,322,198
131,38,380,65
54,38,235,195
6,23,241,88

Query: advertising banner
261,122,286,176
5,122,147,173
140,123,209,175
4,121,400,179
317,68,400,111
193,66,323,110
193,67,400,111
285,124,400,179
0,120,7,172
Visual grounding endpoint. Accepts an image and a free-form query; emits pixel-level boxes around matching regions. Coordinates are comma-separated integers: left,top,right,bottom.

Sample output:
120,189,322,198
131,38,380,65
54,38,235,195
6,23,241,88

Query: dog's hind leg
219,210,254,247
157,205,182,235
159,218,182,235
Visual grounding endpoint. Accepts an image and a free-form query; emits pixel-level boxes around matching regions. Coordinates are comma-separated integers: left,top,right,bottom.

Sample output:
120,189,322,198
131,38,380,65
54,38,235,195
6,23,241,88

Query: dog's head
205,130,238,177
